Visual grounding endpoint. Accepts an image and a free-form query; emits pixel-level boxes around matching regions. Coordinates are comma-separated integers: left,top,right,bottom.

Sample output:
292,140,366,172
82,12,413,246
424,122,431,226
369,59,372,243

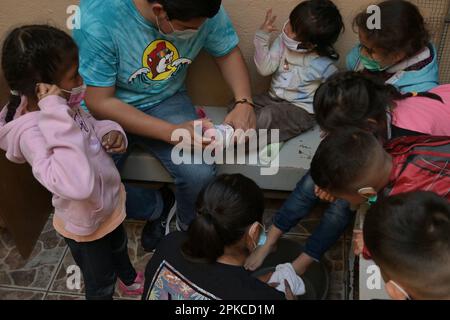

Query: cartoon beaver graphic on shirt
129,40,192,83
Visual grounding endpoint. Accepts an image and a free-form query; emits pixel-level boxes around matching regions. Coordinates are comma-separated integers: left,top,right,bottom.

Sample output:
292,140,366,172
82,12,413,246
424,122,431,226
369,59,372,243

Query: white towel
269,263,306,296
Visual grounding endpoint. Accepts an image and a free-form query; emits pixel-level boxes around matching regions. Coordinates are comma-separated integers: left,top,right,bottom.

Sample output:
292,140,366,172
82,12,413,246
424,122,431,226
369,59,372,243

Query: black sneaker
141,186,175,252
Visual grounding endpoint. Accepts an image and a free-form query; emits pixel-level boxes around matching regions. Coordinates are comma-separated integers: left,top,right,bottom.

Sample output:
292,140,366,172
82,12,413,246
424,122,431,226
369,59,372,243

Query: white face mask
156,16,199,40
281,20,312,53
390,280,411,300
61,84,86,108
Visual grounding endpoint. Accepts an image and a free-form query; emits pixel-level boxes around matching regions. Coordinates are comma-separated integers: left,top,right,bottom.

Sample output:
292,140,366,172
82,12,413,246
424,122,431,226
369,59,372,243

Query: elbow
35,166,96,201
57,176,95,201
258,70,273,77
74,176,95,200
254,59,273,77
83,99,102,119
67,169,96,200
255,66,273,77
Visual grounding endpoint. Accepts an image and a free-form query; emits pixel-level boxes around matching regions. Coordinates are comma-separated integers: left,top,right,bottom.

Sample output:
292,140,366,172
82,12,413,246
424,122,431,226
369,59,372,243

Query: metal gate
411,0,450,83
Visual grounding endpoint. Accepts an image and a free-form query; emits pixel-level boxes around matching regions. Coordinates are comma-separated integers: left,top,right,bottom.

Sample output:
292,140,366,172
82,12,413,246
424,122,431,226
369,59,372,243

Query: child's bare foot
245,244,274,271
292,253,315,276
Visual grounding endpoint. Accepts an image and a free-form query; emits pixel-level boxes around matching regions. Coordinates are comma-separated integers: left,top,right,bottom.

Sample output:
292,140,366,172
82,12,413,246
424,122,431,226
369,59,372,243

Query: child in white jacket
249,1,344,143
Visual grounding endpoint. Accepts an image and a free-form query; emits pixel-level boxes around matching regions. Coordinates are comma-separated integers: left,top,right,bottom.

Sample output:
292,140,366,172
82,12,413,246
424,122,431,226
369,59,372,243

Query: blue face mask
358,187,378,205
254,223,267,248
258,230,267,247
367,194,378,205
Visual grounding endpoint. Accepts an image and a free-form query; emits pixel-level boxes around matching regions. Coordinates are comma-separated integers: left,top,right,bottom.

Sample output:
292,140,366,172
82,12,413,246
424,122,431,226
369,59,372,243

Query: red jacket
362,135,450,260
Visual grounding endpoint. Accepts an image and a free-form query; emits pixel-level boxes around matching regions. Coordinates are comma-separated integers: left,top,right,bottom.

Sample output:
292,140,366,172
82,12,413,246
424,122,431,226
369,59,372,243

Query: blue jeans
114,92,216,229
273,172,353,261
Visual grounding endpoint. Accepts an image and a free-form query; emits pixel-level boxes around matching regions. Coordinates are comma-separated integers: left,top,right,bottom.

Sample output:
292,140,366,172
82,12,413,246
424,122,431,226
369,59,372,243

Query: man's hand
224,103,256,144
172,119,214,149
102,131,127,154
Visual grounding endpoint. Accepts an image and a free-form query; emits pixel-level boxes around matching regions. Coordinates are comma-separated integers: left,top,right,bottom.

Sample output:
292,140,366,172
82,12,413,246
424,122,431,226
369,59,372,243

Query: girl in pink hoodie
0,25,143,299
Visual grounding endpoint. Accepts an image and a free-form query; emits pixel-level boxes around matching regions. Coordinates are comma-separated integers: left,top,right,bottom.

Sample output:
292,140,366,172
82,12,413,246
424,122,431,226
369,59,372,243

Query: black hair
182,174,264,264
313,71,443,138
310,127,381,192
289,0,344,60
354,0,430,58
148,0,221,21
364,191,450,299
1,25,78,123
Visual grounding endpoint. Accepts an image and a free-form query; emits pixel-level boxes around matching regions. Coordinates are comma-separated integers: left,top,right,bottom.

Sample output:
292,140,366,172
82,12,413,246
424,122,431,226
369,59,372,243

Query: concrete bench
348,207,390,300
121,106,322,192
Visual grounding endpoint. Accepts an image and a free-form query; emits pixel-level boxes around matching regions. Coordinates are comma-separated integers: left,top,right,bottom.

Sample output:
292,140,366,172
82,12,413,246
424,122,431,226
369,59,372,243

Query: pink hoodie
0,95,127,236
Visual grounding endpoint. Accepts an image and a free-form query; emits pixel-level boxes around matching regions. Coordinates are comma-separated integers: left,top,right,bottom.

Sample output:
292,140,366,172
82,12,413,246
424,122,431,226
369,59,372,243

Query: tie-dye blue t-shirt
73,0,239,110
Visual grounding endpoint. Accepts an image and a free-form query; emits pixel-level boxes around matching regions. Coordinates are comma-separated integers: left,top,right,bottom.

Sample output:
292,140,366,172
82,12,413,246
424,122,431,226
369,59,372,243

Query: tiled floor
0,219,152,300
0,199,352,300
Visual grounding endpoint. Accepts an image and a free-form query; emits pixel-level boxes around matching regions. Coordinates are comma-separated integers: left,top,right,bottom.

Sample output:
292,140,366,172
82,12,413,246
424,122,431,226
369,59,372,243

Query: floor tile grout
0,285,47,293
46,290,84,297
1,205,349,300
44,245,69,299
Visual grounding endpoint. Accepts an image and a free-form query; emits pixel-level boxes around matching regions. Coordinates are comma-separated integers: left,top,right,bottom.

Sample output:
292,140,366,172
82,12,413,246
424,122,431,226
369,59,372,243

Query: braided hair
1,25,78,123
313,71,443,138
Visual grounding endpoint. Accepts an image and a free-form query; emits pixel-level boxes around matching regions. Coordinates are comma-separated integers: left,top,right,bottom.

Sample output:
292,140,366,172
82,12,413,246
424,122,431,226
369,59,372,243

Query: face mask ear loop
358,187,378,206
390,281,411,300
156,15,174,35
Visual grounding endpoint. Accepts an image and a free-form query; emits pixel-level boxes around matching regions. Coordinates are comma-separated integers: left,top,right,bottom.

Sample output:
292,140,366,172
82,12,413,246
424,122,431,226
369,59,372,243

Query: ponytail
5,91,21,123
316,45,340,61
182,212,225,264
182,174,264,264
399,91,444,104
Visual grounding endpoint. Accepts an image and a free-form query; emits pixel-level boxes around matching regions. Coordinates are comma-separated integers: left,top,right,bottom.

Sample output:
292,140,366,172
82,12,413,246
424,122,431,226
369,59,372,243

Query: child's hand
102,131,126,154
36,83,63,101
315,186,337,203
260,9,278,33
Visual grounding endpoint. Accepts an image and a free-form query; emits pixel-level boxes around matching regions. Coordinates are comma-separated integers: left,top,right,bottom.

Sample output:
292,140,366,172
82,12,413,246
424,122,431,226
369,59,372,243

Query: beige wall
0,0,448,106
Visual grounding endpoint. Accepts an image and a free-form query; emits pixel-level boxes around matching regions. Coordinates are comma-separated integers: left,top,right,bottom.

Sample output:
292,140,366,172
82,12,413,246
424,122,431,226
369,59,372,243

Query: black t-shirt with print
143,231,285,300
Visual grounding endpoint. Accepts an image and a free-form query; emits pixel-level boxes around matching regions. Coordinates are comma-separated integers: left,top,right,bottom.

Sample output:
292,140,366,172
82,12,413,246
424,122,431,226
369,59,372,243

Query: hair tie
200,211,215,224
10,90,20,96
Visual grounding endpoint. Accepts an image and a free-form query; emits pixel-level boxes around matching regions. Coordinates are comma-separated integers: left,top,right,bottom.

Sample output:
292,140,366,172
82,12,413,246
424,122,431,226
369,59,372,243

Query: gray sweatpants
230,93,315,143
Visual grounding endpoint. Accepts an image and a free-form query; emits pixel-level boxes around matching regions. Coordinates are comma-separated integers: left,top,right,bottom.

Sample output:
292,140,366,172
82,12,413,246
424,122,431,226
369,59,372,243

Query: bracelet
233,98,255,108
